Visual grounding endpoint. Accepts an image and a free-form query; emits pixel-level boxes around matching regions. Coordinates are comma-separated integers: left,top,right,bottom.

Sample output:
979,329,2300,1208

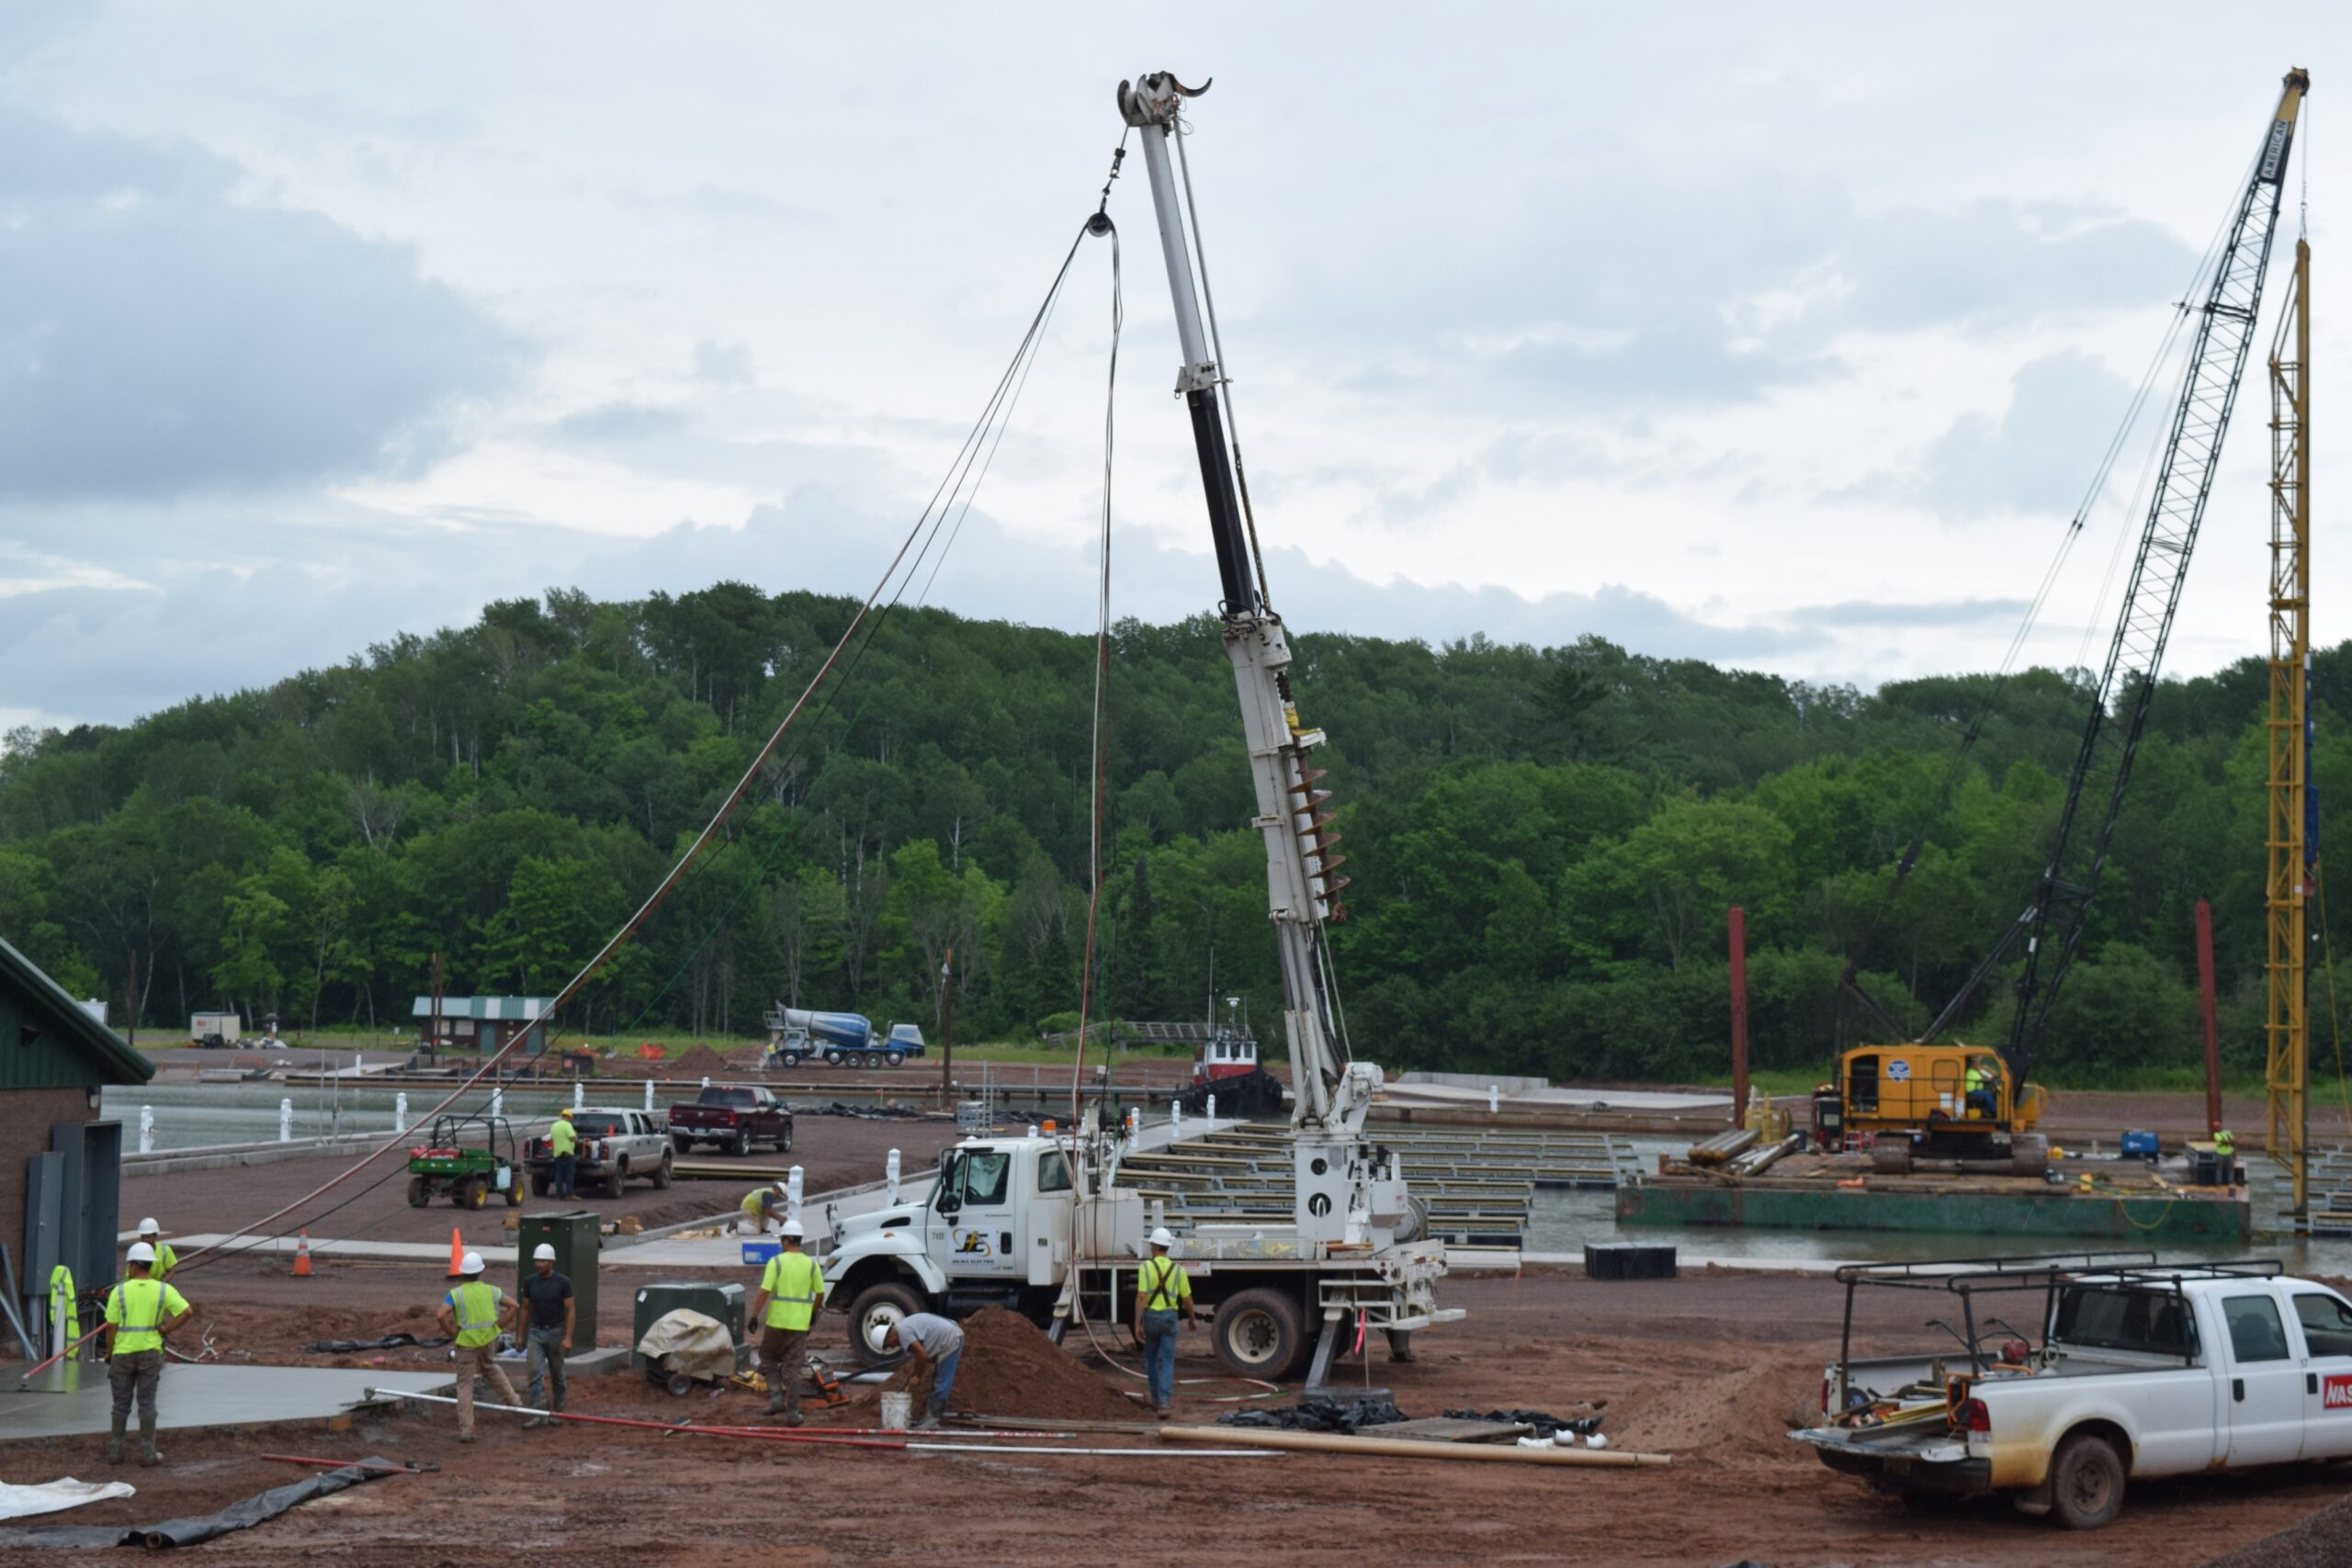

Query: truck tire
1212,1287,1306,1381
503,1178,522,1207
653,1151,673,1190
846,1280,923,1368
824,1050,845,1068
885,1050,905,1066
673,1134,694,1156
776,1127,794,1154
463,1178,489,1210
1871,1142,1914,1177
530,1172,550,1198
730,1131,750,1157
406,1176,430,1208
2049,1431,2125,1530
778,1052,802,1068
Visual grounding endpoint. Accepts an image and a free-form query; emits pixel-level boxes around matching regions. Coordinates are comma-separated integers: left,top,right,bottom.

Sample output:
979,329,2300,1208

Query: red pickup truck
668,1085,795,1156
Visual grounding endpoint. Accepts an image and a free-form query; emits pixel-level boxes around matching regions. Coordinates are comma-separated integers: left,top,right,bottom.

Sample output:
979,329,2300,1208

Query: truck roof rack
1834,1253,2283,1293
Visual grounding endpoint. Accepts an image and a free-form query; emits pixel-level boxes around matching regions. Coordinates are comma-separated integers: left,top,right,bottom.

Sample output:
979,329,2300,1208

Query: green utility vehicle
405,1114,523,1209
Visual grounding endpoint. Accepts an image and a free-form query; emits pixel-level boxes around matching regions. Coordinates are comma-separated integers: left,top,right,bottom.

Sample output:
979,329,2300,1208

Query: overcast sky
0,3,2345,730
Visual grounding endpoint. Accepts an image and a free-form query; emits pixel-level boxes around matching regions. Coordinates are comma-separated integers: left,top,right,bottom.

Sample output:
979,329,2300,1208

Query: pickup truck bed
524,1109,673,1198
668,1086,794,1155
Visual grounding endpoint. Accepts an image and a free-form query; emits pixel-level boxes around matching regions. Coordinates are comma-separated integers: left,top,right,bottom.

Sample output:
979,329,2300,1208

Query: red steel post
1729,905,1749,1129
2195,898,2223,1134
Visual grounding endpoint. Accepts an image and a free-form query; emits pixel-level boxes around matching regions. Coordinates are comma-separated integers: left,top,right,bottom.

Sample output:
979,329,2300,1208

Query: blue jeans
526,1325,567,1410
1141,1309,1180,1409
927,1347,960,1412
553,1154,575,1199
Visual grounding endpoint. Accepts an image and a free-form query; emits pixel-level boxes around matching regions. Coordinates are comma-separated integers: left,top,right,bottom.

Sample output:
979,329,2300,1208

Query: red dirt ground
6,1264,2344,1564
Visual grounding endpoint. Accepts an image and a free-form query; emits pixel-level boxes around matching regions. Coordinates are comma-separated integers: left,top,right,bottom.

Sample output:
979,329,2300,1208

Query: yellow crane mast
2265,236,2312,1213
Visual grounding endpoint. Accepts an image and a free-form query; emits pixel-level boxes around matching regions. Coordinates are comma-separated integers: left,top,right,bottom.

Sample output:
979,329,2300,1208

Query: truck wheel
730,1132,750,1157
530,1173,550,1198
653,1151,673,1190
777,1129,793,1155
824,1050,845,1068
463,1178,488,1211
2049,1432,2125,1530
846,1281,923,1368
673,1134,694,1156
885,1050,905,1066
406,1176,430,1209
503,1179,522,1207
779,1052,801,1069
1213,1288,1306,1381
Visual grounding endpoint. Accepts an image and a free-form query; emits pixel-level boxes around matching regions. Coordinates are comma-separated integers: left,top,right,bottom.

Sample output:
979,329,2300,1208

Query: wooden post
126,947,137,1049
939,946,955,1108
1729,906,1749,1130
2196,898,2222,1134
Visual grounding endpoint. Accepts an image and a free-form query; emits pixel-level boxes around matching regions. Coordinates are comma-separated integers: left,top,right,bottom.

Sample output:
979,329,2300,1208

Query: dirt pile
1603,1361,1819,1461
2206,1493,2352,1568
886,1305,1137,1422
670,1043,739,1078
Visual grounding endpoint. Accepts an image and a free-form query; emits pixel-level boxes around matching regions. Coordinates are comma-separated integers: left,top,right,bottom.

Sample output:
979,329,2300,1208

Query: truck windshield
2053,1286,2199,1358
936,1149,1011,1210
704,1089,753,1104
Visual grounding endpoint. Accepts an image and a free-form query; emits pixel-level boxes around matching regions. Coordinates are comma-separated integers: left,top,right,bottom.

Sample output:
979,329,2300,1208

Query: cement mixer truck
763,1005,926,1069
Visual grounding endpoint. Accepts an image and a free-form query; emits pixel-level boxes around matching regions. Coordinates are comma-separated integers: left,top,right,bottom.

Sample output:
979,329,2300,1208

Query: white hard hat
775,1179,791,1193
532,1244,557,1262
1149,1227,1176,1249
779,1220,805,1239
137,1217,160,1236
460,1251,485,1275
126,1241,155,1265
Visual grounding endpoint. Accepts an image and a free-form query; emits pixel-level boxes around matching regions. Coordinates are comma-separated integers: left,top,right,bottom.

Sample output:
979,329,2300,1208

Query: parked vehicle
190,1010,242,1049
668,1085,795,1156
763,1005,924,1068
1792,1254,2352,1529
525,1107,673,1198
405,1114,521,1209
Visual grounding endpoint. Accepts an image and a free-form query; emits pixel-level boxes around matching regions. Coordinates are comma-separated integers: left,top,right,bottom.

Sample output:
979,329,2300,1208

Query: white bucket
879,1391,912,1431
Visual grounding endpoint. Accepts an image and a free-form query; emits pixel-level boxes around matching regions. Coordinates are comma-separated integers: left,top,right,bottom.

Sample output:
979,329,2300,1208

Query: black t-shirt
520,1271,573,1328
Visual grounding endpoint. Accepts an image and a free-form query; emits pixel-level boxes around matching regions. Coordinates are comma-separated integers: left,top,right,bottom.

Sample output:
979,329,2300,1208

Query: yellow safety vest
151,1242,177,1280
741,1187,773,1214
2214,1130,2236,1156
1138,1255,1191,1312
761,1250,825,1330
1963,1068,1985,1092
448,1281,504,1348
106,1278,187,1355
549,1121,578,1156
49,1265,77,1353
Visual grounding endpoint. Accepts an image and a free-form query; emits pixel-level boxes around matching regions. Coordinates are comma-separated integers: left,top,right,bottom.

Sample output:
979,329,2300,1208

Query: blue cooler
2120,1130,2160,1158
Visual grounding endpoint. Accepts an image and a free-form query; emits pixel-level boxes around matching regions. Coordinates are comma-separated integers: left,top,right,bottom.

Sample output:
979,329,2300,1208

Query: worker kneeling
1133,1226,1196,1421
737,1182,787,1235
749,1221,826,1427
881,1313,963,1431
102,1241,191,1467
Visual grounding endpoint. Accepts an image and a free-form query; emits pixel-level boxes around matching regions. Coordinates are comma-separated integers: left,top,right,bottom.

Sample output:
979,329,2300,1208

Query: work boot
523,1414,553,1429
914,1399,944,1432
764,1390,786,1417
785,1411,805,1428
458,1430,476,1444
107,1415,127,1465
138,1418,163,1468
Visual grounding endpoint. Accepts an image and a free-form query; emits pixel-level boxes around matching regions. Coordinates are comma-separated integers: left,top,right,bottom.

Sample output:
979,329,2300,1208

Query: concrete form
0,1364,453,1439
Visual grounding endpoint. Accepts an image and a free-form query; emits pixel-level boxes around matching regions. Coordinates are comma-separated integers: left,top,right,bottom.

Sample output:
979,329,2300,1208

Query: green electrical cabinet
516,1210,602,1349
631,1280,749,1371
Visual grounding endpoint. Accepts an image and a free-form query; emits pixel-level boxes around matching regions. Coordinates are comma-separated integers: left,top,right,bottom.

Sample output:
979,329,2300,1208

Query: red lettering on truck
2324,1374,2352,1409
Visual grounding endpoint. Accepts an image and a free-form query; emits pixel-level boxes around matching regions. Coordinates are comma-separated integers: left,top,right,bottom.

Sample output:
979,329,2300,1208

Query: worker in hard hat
100,1241,190,1466
518,1243,575,1428
1963,1057,1998,1119
435,1251,521,1442
881,1313,964,1430
748,1221,826,1427
737,1182,786,1235
134,1218,177,1280
548,1108,580,1200
1132,1226,1196,1421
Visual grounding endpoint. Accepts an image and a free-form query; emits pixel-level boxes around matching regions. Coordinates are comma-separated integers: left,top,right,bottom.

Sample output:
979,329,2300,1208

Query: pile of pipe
1686,1128,1758,1167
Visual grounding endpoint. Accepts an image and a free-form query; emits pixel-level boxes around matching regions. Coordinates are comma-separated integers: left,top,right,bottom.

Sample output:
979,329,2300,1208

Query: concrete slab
0,1364,452,1439
155,1235,519,1266
1380,1083,1730,1112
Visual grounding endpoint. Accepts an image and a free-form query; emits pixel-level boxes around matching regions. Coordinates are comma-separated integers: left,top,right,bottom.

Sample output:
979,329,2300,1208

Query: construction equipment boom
1841,68,2309,1161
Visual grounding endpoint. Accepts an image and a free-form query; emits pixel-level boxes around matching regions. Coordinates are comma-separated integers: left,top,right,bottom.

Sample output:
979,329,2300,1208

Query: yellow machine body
1837,1044,2045,1139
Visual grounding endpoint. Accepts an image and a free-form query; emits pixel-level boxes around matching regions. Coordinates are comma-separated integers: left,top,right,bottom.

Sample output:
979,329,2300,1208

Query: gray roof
411,996,554,1021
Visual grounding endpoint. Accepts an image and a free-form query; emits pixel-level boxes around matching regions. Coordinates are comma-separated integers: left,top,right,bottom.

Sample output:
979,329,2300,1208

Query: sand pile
669,1043,737,1078
1604,1362,1820,1461
885,1305,1137,1421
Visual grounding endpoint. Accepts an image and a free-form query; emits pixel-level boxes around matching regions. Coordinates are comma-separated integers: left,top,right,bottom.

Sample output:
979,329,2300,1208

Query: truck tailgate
1792,1424,1988,1494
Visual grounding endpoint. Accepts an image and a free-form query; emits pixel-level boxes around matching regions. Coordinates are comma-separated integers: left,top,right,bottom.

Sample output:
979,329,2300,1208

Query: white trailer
189,1011,242,1048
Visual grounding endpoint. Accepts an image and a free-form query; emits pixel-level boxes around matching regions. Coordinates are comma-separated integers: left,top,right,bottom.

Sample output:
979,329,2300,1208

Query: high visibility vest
49,1266,77,1358
151,1242,177,1280
2215,1130,2236,1156
761,1250,825,1330
1137,1255,1190,1312
1963,1068,1986,1092
549,1121,578,1156
448,1281,504,1348
107,1277,187,1355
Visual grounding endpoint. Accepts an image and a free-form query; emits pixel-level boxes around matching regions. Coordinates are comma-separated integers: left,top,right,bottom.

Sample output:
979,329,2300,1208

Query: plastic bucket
879,1391,911,1431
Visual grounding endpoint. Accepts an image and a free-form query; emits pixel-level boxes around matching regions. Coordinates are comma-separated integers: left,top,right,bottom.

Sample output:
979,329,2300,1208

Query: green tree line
1,581,2344,1086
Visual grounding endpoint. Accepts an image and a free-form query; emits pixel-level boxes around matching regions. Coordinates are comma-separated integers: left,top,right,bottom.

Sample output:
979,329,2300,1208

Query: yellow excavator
1825,67,2309,1179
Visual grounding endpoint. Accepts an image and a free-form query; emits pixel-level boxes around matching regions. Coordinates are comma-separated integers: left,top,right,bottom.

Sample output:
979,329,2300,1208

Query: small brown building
1,935,152,1338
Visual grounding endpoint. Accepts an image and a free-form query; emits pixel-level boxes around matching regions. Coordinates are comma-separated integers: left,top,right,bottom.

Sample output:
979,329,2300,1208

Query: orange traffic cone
292,1230,312,1278
446,1228,465,1280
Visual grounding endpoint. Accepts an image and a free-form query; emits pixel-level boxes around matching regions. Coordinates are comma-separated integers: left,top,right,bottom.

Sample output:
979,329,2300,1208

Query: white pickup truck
1792,1255,2352,1529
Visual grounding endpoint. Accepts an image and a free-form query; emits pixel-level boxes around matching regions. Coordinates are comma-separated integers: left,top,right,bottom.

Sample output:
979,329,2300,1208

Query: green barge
1616,1172,2249,1245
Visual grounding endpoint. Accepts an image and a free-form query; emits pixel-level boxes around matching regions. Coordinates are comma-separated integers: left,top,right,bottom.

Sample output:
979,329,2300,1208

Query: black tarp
0,1457,395,1550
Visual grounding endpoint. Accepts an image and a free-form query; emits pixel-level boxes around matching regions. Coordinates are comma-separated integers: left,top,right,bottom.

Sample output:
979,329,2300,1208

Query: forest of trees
2,581,2345,1086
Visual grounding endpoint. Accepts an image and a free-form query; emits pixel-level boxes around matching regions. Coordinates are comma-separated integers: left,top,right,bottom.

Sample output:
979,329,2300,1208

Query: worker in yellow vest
134,1218,178,1280
1132,1226,1196,1420
435,1251,521,1442
737,1181,786,1235
749,1221,827,1426
1963,1060,1996,1119
548,1109,579,1200
102,1241,191,1466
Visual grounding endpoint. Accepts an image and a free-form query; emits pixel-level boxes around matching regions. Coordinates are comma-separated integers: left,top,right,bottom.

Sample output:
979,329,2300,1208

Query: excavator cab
1837,1044,2044,1161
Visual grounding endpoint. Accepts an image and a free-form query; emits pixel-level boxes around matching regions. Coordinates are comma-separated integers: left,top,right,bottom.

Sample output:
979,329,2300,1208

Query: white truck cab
1795,1256,2352,1529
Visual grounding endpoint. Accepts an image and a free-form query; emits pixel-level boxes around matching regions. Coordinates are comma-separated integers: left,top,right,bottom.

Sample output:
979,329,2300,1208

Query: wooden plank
1359,1416,1530,1444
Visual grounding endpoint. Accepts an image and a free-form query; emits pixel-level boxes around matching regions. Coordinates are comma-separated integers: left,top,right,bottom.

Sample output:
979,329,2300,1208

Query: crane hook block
1086,212,1114,238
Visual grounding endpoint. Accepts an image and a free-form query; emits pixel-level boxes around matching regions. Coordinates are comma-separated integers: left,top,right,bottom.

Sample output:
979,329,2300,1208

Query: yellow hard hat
560,1108,573,1118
